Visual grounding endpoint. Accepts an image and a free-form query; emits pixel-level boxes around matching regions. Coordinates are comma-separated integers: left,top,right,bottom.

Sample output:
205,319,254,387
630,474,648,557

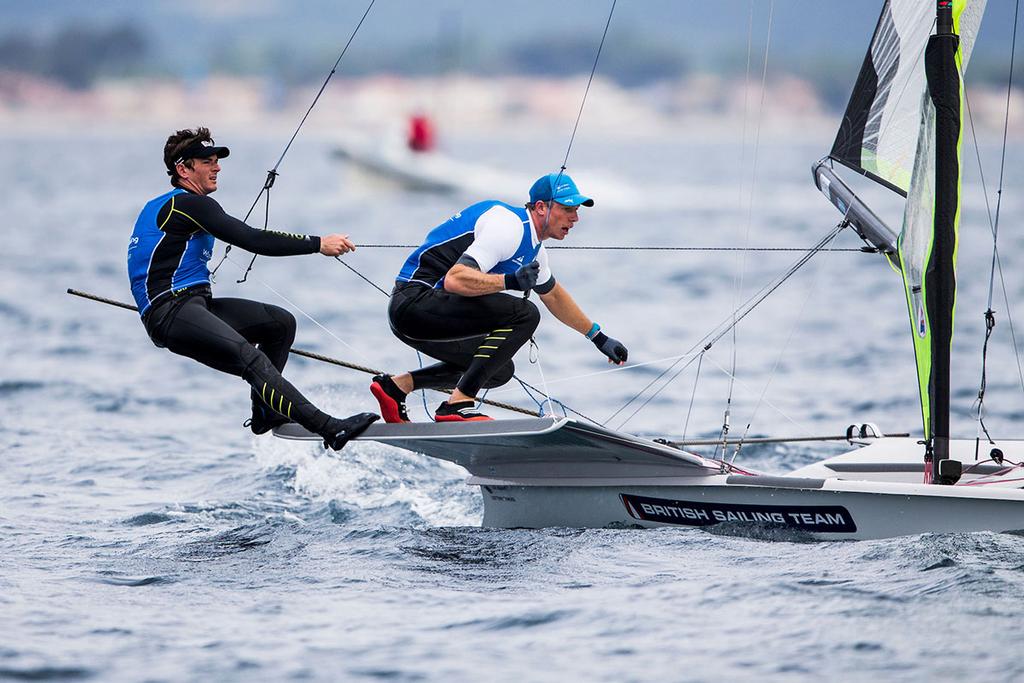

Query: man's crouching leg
437,298,540,422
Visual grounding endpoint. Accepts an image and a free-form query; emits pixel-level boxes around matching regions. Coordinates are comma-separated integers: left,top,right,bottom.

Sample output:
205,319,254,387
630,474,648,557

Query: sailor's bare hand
320,234,356,256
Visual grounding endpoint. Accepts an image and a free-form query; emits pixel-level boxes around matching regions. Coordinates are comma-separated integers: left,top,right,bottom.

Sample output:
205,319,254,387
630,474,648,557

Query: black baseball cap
174,141,230,165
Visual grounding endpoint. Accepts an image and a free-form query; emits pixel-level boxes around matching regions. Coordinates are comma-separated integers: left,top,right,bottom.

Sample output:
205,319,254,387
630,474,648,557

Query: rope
559,0,616,174
210,0,376,283
483,350,703,395
963,0,1024,448
352,243,869,253
720,0,774,458
681,352,704,442
606,221,847,429
64,287,540,418
528,338,556,417
335,256,391,296
730,236,827,462
230,256,375,364
511,376,601,425
703,353,815,438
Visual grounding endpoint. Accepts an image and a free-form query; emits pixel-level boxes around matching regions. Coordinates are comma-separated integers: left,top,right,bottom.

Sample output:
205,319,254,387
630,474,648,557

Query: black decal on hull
620,494,857,533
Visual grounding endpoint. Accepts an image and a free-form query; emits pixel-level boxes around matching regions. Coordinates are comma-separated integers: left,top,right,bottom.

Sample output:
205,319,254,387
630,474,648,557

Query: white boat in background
331,131,707,210
280,0,1024,540
332,131,530,202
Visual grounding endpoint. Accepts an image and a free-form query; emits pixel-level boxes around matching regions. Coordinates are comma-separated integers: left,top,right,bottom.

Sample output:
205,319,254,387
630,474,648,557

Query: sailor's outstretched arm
540,283,628,365
172,194,354,256
538,282,590,333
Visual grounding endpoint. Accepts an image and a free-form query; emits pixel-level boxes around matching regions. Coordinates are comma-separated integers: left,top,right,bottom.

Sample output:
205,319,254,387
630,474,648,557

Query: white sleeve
535,245,553,287
462,206,522,273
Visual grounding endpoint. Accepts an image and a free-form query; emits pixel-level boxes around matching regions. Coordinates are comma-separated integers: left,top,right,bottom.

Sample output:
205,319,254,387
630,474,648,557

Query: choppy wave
5,134,1024,682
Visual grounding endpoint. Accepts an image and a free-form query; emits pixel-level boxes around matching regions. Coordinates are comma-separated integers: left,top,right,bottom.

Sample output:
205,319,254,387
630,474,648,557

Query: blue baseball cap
529,173,594,207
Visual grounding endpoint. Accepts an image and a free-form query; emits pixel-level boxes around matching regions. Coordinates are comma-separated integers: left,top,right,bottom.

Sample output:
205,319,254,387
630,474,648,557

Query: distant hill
4,1,1020,91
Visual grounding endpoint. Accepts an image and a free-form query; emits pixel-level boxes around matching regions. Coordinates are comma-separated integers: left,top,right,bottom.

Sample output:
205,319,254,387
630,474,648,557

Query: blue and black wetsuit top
396,200,542,289
127,189,320,316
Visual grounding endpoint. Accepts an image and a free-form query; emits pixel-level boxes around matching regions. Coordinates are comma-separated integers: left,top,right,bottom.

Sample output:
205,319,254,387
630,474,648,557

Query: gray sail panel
830,0,935,196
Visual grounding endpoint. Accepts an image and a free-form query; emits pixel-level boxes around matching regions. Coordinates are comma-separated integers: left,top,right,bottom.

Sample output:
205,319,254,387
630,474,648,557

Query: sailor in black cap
127,126,378,449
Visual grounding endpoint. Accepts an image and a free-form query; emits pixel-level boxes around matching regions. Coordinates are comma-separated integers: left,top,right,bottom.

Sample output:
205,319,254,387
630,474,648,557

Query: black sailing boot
245,403,292,435
319,412,380,451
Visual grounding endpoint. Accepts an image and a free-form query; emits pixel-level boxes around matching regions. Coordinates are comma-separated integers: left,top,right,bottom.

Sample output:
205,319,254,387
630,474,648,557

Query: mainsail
826,0,987,482
831,1,982,196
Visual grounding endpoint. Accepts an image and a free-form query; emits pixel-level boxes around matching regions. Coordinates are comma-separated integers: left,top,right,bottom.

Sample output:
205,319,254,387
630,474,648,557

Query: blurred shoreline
4,71,1022,142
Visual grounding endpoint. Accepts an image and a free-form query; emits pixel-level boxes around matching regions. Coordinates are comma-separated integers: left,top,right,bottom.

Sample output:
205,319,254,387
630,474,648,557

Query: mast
820,0,986,485
925,0,961,483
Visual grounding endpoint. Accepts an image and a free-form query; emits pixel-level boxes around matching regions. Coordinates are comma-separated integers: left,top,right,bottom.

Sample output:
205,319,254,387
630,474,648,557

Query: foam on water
253,435,480,527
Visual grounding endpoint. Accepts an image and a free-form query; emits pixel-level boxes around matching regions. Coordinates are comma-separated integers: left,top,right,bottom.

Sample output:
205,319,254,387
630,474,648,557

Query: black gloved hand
504,261,540,291
592,332,628,365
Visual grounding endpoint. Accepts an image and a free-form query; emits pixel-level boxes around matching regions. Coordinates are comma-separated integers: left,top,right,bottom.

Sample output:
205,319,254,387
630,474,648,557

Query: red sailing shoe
370,374,411,424
434,400,493,422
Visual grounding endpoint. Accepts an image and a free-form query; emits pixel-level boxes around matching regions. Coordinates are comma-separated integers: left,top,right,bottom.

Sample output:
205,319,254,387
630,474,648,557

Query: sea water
3,129,1024,681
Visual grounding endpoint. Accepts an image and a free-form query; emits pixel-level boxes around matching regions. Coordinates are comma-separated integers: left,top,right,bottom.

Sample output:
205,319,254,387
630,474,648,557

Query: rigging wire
729,234,829,463
557,0,616,175
976,0,1024,425
223,255,375,364
483,350,703,395
327,241,607,420
352,244,869,252
703,353,816,438
504,0,617,417
680,352,704,443
532,0,616,250
719,0,756,457
719,0,774,460
513,376,601,424
607,221,847,430
209,0,377,283
330,1,620,418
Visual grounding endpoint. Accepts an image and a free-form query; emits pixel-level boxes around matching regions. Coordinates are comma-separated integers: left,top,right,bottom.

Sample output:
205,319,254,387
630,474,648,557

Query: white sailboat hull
275,418,1024,541
475,476,1024,541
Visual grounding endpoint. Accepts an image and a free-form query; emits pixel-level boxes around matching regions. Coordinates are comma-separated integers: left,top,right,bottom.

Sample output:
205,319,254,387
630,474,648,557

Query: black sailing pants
143,290,331,434
388,283,541,397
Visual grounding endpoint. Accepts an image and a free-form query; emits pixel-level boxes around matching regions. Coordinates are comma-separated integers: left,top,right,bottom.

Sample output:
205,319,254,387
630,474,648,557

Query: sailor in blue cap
371,172,629,422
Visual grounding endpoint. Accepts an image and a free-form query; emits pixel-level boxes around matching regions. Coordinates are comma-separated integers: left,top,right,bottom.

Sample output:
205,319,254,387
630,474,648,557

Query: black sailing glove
504,261,540,291
592,332,628,365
